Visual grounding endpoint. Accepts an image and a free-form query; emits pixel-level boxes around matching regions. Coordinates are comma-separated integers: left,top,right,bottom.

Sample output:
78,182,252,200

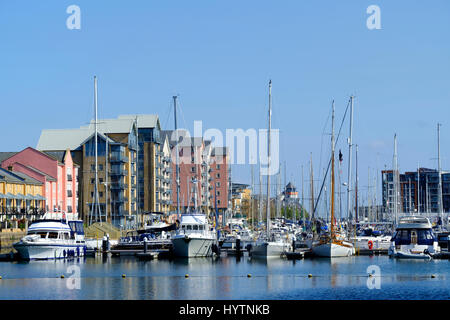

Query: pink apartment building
1,147,79,217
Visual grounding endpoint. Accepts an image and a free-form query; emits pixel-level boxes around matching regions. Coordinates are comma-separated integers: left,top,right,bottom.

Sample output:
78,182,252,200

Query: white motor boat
388,216,439,259
171,213,217,257
13,218,86,260
251,231,291,258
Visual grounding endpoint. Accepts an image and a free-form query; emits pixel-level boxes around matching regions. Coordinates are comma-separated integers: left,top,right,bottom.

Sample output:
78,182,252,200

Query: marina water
0,255,450,299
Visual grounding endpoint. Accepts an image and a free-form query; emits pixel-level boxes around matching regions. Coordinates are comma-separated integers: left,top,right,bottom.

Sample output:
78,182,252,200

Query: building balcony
110,153,129,163
110,168,128,176
110,182,127,190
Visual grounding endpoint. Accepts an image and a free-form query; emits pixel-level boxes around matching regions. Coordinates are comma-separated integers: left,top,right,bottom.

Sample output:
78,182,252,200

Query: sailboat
251,80,291,258
312,101,354,257
170,96,217,257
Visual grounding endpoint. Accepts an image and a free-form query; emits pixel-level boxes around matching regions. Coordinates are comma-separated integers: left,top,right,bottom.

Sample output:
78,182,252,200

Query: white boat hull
251,241,290,257
312,242,353,257
13,243,86,260
172,236,215,257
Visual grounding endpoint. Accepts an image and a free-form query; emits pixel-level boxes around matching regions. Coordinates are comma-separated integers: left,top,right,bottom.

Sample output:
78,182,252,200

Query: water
0,255,449,299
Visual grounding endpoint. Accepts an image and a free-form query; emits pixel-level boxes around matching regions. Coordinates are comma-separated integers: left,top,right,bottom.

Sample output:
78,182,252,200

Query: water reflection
0,255,449,299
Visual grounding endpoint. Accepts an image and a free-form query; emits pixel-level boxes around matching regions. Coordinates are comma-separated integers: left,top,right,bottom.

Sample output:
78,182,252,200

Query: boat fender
368,240,373,250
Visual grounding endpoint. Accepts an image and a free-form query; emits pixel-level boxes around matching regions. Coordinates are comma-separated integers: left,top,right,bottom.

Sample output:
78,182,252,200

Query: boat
13,215,86,260
252,231,291,257
171,212,217,257
312,100,354,257
350,227,391,252
388,216,439,259
251,80,292,258
221,228,255,250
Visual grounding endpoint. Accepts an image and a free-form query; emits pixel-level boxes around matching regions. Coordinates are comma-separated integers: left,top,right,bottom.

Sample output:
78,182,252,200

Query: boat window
48,232,58,239
199,225,204,231
182,225,186,230
418,229,435,245
64,233,70,240
193,225,198,231
186,225,192,230
37,232,47,239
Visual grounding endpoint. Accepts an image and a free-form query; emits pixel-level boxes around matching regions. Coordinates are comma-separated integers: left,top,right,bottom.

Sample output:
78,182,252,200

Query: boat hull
312,242,353,257
171,236,215,257
251,241,290,257
13,242,86,260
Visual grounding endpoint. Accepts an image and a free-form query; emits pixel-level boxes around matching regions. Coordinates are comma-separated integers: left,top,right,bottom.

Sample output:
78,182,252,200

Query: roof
161,129,204,147
37,117,136,151
12,171,43,185
211,147,228,156
24,165,57,182
43,151,66,163
0,168,42,185
37,128,92,151
0,152,18,164
118,114,160,129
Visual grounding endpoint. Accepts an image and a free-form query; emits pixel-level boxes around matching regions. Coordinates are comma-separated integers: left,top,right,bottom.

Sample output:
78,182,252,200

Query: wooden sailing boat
312,101,354,257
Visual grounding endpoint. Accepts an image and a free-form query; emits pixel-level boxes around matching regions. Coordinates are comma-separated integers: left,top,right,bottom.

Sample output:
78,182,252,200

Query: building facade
0,147,78,219
382,168,450,215
0,167,46,227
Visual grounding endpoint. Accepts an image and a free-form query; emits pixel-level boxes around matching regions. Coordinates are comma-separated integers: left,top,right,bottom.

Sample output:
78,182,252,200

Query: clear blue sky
0,1,449,206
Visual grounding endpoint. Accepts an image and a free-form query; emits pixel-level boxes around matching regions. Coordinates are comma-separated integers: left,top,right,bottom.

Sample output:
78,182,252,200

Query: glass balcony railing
110,153,129,163
110,168,128,176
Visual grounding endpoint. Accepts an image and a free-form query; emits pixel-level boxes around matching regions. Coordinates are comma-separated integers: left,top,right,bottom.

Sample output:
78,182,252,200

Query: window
199,225,204,231
193,225,198,231
216,164,220,170
99,192,103,198
99,164,104,171
91,178,95,184
191,157,195,163
99,178,104,184
216,173,220,178
186,225,192,230
48,232,58,239
216,182,221,187
217,191,221,196
67,206,73,213
218,200,221,205
191,167,196,173
91,164,95,171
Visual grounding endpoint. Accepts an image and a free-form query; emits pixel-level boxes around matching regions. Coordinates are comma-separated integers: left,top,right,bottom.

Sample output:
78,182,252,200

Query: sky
0,1,449,207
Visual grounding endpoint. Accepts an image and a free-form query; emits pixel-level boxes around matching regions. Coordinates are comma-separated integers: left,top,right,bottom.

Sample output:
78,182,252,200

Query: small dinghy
394,251,431,260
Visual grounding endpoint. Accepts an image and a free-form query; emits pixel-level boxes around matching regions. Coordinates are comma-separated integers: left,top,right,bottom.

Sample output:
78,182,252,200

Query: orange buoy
368,240,374,250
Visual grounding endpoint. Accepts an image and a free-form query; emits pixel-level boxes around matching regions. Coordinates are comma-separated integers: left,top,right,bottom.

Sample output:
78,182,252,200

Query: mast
301,165,304,224
251,164,254,228
310,153,314,222
330,100,336,238
355,145,359,223
173,96,181,220
276,167,281,219
393,134,399,225
437,123,444,222
89,76,102,225
346,96,354,224
284,160,287,220
417,163,420,214
266,80,272,234
259,163,263,225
